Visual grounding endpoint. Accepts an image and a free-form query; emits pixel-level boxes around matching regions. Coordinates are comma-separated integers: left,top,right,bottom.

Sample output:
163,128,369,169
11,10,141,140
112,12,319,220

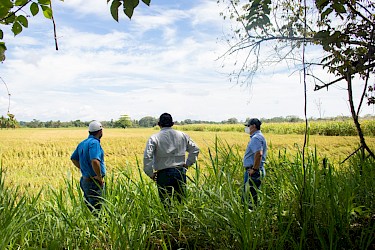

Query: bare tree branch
0,76,11,113
314,62,375,91
357,69,370,116
313,76,346,91
347,2,375,29
50,0,58,51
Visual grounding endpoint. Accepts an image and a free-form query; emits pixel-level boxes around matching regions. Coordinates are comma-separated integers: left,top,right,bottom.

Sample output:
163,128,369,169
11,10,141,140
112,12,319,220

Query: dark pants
156,167,187,205
243,170,261,209
80,177,104,212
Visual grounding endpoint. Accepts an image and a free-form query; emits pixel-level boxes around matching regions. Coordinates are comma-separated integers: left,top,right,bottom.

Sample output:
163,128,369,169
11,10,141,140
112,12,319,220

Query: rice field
0,127,373,194
0,126,374,249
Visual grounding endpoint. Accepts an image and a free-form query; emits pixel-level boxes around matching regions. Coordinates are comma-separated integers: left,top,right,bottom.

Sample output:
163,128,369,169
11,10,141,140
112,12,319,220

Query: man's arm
91,159,104,186
143,138,156,179
185,138,200,167
248,150,263,176
252,150,263,170
71,159,80,169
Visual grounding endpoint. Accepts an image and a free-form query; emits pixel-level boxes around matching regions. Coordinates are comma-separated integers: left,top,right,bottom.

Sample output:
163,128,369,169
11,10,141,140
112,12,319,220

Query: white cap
88,121,103,132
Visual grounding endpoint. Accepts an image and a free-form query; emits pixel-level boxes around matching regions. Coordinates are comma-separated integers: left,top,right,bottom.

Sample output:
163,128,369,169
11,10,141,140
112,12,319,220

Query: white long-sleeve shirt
143,127,200,177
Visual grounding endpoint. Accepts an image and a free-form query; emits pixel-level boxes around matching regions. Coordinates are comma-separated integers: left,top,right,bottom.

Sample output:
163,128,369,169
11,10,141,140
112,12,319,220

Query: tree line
1,114,373,129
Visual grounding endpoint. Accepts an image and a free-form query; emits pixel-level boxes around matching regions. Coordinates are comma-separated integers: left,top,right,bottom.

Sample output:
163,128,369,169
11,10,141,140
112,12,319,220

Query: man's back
143,127,199,176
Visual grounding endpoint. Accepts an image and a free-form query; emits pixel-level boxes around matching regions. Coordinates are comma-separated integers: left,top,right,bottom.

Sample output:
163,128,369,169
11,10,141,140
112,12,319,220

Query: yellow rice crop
0,127,374,195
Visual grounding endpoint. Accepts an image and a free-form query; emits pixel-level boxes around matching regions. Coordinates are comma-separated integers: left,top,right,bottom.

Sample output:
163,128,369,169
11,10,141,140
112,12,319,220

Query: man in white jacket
143,113,199,205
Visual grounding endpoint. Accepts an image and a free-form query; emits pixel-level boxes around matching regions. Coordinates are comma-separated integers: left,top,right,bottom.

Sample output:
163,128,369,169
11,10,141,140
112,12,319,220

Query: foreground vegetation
0,128,374,249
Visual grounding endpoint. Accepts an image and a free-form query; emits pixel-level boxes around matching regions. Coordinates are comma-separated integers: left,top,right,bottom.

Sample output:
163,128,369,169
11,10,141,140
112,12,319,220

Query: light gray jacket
143,127,199,177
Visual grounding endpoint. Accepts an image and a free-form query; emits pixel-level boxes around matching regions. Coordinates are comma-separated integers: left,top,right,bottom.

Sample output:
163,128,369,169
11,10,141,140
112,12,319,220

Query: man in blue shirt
71,120,106,212
243,118,267,209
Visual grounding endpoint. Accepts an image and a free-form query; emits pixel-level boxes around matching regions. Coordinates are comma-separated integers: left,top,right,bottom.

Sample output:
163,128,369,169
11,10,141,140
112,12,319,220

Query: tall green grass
1,139,374,249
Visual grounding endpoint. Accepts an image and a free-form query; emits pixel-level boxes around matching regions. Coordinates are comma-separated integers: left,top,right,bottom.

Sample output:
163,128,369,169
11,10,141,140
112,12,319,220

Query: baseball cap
88,121,103,132
244,118,262,127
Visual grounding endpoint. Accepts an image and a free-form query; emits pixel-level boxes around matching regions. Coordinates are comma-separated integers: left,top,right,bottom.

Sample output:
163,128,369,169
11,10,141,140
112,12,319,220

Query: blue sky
0,0,373,122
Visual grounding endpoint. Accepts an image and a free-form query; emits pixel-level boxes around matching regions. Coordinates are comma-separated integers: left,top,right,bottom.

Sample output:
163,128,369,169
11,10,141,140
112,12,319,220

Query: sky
0,0,374,122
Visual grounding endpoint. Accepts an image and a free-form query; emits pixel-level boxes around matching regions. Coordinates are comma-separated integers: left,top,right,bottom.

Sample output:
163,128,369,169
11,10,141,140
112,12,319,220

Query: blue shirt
71,135,106,178
243,130,267,173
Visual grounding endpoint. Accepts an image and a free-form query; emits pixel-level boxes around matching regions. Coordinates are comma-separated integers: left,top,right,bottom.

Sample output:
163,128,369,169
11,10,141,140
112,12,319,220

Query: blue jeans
156,167,187,205
243,170,261,208
80,177,104,211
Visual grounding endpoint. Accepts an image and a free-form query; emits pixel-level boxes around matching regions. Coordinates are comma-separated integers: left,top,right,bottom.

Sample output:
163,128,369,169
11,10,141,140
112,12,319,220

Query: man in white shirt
143,113,199,205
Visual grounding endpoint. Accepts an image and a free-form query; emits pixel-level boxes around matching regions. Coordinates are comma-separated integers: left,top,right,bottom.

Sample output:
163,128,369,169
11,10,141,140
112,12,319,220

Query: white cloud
0,0,373,122
54,0,110,19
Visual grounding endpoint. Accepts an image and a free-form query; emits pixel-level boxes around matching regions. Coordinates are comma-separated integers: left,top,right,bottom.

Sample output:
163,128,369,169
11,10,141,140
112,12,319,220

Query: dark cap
244,118,262,129
158,113,174,127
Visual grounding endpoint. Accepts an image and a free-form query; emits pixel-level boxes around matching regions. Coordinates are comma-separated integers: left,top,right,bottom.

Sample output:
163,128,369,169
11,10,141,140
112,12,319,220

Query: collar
88,134,100,141
250,130,260,138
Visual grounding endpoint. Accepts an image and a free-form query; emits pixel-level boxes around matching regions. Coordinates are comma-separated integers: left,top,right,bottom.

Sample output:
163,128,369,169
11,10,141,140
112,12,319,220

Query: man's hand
151,173,157,181
247,168,258,176
93,176,104,187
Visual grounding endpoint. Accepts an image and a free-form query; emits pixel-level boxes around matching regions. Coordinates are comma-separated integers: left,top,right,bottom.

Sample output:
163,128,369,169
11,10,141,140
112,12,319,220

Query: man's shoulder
84,137,100,147
153,128,188,138
159,127,183,135
252,131,265,140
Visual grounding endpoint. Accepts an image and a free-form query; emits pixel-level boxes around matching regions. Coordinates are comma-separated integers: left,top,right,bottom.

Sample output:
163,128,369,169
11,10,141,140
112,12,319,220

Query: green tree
183,119,193,124
139,116,157,127
220,0,375,159
0,115,5,129
115,114,132,128
227,117,238,124
0,113,18,129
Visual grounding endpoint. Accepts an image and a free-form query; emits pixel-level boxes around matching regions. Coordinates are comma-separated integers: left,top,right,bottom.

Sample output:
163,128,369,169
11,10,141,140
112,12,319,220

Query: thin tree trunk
347,74,375,162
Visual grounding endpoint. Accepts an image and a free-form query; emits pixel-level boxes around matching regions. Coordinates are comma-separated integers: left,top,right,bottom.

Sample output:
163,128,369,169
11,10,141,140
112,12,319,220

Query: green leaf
4,13,15,24
11,22,22,36
142,0,151,5
38,0,51,5
123,0,139,19
16,15,28,27
0,0,14,8
30,2,39,16
123,7,134,19
321,7,333,19
0,6,11,19
314,30,329,39
315,0,329,9
332,3,346,13
0,42,6,50
41,5,52,19
3,12,15,24
0,29,3,39
15,0,28,6
0,41,7,62
110,0,121,22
